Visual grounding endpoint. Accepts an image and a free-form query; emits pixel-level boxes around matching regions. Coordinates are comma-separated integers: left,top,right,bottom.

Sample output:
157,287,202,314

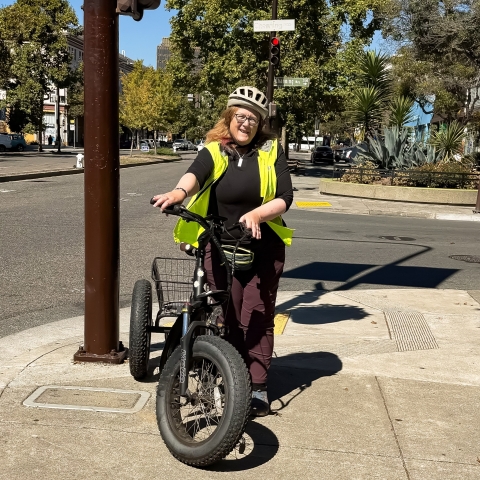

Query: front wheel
157,335,251,467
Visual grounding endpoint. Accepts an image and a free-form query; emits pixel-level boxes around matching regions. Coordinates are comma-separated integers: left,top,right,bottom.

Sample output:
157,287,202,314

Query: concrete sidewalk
292,174,480,222
1,288,479,479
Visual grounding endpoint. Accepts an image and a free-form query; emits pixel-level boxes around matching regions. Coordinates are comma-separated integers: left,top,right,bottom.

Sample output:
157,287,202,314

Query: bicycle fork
179,303,191,397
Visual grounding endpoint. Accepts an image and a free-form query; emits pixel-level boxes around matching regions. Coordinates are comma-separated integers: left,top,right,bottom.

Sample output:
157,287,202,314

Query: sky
1,1,385,67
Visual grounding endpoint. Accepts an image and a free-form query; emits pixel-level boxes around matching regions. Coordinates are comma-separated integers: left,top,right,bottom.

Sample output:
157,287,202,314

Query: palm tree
349,86,384,136
389,96,415,127
358,51,392,102
349,51,392,138
429,121,465,162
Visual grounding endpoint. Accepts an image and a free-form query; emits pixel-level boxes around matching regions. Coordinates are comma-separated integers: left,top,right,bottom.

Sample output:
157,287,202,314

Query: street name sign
274,77,310,87
253,19,295,32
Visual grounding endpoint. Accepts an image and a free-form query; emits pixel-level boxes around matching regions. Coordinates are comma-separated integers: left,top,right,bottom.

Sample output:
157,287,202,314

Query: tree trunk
130,129,135,157
38,107,43,152
281,126,288,159
136,130,139,150
154,130,157,155
56,85,61,153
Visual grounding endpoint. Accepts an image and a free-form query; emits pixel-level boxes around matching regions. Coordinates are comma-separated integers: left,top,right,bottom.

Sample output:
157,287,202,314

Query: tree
120,61,149,154
164,0,385,141
389,96,415,127
0,0,80,150
143,68,180,153
348,50,393,137
381,0,480,123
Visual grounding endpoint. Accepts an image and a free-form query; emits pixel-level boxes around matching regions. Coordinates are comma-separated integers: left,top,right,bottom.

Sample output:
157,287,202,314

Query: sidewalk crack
375,376,411,480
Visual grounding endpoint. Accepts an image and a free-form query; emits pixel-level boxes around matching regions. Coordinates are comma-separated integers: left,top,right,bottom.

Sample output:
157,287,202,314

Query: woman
152,86,294,416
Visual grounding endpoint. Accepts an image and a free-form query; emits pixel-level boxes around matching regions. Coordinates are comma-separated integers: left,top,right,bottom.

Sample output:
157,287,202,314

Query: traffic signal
269,37,280,67
117,0,160,22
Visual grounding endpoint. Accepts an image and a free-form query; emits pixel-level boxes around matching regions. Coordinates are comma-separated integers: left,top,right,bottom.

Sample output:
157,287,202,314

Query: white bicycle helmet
227,86,269,120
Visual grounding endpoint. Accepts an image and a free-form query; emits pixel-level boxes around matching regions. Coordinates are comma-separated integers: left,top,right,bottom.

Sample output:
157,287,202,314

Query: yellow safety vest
173,139,294,247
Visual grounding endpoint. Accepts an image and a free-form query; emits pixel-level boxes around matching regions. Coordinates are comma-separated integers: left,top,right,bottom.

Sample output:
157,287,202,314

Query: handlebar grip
163,204,183,215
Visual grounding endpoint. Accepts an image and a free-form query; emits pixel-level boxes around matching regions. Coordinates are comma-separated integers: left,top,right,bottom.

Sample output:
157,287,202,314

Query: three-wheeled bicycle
128,203,252,467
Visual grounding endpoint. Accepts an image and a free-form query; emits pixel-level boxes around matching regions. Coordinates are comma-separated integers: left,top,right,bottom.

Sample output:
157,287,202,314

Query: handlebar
150,198,252,239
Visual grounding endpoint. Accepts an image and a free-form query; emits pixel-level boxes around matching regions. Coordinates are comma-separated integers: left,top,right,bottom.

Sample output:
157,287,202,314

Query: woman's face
229,107,260,146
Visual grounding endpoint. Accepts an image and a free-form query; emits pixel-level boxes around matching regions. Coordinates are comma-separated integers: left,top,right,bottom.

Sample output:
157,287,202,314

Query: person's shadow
269,350,343,412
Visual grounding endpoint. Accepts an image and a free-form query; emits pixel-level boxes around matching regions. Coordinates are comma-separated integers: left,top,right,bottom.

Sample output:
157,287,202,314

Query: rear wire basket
151,257,195,317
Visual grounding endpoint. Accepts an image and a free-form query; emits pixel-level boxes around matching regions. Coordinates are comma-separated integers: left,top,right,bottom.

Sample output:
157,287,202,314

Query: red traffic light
269,37,280,66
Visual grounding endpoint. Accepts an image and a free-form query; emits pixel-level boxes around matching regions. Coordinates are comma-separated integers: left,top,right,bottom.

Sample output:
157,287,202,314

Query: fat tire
129,279,152,380
157,335,251,467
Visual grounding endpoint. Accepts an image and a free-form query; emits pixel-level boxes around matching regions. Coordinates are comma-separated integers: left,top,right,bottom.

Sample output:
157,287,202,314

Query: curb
319,178,478,206
0,157,181,183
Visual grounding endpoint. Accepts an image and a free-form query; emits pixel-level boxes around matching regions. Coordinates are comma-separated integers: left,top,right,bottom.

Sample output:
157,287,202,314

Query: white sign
253,19,295,32
315,130,320,136
141,145,150,152
70,124,75,131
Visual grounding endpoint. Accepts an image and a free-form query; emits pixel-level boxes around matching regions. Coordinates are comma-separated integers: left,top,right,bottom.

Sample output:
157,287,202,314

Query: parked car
156,140,173,148
0,133,12,152
172,139,196,151
140,139,156,149
9,134,27,151
311,146,334,164
334,146,355,163
195,140,205,152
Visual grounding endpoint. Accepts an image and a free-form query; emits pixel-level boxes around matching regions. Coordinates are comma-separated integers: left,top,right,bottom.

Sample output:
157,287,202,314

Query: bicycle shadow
208,350,342,471
208,421,280,472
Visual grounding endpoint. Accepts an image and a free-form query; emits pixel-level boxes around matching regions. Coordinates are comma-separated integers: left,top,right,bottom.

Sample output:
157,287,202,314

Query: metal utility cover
23,386,150,414
296,201,332,208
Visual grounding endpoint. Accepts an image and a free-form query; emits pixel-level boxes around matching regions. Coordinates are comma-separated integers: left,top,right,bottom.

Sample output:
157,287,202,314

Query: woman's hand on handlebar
239,210,261,240
151,189,186,211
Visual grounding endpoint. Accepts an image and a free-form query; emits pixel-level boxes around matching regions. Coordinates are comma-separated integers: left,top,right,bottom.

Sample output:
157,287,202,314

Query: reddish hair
205,107,275,149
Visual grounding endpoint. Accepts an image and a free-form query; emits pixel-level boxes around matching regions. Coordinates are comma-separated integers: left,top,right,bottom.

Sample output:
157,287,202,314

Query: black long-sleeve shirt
186,141,294,246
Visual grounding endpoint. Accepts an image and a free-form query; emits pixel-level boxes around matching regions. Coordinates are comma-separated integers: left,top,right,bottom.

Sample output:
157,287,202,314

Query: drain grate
449,255,480,264
384,310,438,351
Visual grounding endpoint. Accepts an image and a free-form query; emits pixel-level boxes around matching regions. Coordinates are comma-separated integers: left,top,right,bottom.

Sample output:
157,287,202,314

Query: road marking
296,201,331,208
274,312,290,335
0,189,15,193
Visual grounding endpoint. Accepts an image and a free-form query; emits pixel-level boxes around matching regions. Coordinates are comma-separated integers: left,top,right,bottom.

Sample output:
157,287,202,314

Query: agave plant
389,96,415,127
429,121,465,162
356,126,439,169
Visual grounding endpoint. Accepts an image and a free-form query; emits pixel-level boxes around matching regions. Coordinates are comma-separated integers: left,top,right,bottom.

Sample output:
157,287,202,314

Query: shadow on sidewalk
269,351,342,413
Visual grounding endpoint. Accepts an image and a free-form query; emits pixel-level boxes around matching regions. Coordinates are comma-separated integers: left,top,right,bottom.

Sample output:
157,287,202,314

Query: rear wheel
0,145,5,152
17,145,24,152
129,279,152,380
157,335,251,467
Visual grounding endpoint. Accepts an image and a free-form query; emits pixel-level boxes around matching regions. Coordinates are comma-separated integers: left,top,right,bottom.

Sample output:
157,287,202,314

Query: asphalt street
0,155,479,338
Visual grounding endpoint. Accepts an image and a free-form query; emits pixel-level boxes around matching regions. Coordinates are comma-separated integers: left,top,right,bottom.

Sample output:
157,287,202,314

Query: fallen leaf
371,321,377,324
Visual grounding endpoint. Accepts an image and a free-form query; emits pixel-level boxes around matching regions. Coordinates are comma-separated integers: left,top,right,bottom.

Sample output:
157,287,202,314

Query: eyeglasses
234,113,259,126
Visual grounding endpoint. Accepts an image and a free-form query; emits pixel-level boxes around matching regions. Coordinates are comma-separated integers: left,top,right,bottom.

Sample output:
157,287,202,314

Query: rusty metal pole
74,0,126,363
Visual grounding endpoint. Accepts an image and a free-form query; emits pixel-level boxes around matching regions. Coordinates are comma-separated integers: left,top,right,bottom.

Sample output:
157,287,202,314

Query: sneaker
251,390,270,417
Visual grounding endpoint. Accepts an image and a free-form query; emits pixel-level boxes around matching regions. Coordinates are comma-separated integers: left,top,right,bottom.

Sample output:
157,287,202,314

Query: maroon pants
204,241,285,385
